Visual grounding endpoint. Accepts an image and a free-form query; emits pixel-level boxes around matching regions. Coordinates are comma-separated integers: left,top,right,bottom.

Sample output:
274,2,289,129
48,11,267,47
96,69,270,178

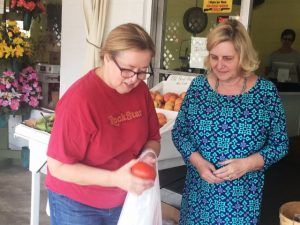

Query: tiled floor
0,160,50,225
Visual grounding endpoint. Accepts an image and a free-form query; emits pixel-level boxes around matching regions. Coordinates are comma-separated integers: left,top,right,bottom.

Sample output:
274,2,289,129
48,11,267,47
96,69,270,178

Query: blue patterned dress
172,75,288,225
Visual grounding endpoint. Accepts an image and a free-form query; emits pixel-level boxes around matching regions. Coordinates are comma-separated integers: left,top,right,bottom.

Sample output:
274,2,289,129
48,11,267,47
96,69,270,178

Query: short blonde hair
100,23,155,61
204,19,260,76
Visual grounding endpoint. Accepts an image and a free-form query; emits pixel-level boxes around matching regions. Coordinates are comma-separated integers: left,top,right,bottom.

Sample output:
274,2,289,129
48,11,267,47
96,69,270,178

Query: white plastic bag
117,152,162,225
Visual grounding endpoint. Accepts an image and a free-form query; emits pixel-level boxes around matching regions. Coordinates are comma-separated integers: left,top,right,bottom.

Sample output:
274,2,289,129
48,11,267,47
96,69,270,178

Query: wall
60,0,86,96
60,0,152,96
250,0,300,76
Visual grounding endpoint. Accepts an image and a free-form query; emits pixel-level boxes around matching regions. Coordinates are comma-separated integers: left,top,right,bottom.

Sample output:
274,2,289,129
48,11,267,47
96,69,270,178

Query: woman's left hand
213,158,250,181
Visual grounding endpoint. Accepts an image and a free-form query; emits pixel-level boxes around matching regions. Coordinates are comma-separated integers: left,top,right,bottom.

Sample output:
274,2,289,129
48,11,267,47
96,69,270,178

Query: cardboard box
161,202,180,225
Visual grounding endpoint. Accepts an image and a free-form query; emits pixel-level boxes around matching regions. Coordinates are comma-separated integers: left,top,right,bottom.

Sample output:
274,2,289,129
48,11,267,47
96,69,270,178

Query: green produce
24,113,55,133
36,113,55,133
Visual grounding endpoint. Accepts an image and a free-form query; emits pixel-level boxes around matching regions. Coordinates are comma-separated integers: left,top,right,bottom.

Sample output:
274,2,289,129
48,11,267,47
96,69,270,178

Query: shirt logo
108,110,142,127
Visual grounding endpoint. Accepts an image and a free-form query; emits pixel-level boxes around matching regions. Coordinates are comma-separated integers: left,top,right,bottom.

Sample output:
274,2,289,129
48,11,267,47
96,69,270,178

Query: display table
14,124,50,225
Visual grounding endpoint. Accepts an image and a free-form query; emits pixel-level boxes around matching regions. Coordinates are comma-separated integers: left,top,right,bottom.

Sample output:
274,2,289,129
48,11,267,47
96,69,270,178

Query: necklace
214,77,247,95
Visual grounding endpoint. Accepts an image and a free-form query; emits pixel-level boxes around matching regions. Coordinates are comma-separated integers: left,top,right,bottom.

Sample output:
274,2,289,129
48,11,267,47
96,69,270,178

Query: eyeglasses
112,57,154,80
282,37,293,42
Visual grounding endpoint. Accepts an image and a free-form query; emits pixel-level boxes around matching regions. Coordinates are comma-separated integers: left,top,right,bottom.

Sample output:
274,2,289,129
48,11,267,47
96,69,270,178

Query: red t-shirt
45,69,160,208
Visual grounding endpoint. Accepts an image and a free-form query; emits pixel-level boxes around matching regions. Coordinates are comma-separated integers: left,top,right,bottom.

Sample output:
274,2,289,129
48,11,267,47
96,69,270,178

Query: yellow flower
0,40,7,58
0,50,4,58
4,45,15,58
0,20,32,59
13,37,24,45
12,26,20,34
15,45,24,57
7,31,13,38
7,20,17,27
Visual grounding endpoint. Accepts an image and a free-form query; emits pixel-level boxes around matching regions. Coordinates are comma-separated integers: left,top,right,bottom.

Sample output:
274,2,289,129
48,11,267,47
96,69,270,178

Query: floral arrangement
18,66,42,108
0,67,42,116
0,20,32,60
0,70,22,115
10,0,46,19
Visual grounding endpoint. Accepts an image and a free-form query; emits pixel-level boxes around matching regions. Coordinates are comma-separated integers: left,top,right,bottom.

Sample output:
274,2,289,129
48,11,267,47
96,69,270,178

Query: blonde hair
100,23,155,61
204,19,260,76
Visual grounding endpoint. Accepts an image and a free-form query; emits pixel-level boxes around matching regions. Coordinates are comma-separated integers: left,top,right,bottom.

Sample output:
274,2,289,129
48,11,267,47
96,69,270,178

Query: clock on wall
183,7,208,36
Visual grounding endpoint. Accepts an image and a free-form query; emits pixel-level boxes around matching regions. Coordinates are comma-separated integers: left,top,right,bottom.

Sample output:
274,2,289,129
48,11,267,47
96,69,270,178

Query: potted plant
10,0,46,31
18,66,42,119
0,70,22,127
0,20,33,74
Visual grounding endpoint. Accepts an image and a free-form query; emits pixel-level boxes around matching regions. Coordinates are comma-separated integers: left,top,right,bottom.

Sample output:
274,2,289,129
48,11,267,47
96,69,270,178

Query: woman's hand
213,154,264,181
213,158,250,181
190,152,223,184
114,159,154,195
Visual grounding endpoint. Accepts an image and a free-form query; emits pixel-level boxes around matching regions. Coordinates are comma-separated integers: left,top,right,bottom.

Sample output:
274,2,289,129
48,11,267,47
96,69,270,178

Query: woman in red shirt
46,23,161,225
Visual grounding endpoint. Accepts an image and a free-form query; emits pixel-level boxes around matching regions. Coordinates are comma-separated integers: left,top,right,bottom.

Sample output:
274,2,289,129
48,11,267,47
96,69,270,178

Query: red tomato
131,161,156,180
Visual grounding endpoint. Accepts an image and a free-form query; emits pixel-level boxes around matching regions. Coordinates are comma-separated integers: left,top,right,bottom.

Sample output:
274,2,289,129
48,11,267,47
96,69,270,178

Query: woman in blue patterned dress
172,19,289,225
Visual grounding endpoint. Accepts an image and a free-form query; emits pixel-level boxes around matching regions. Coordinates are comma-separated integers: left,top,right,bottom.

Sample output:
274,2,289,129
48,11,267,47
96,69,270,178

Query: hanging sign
203,0,233,13
189,37,208,69
0,0,4,14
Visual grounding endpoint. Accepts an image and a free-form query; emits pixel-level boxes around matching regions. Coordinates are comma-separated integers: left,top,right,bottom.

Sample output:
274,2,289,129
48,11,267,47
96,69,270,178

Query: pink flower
29,96,39,107
10,0,17,8
24,1,36,11
2,100,9,107
10,0,45,17
22,83,32,92
12,80,19,88
29,73,37,80
18,66,42,109
16,0,25,7
3,70,15,77
10,99,20,110
36,1,45,12
33,81,38,88
0,84,5,90
5,82,12,89
1,70,22,114
19,76,24,83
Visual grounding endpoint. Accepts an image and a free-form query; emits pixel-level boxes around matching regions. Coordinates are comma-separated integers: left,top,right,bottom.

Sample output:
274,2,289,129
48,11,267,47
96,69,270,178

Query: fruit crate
151,75,196,132
151,75,195,96
152,75,195,166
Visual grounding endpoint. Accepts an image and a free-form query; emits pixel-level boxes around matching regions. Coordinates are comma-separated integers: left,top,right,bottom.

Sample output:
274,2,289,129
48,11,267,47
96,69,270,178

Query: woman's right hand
190,152,223,184
114,159,155,195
